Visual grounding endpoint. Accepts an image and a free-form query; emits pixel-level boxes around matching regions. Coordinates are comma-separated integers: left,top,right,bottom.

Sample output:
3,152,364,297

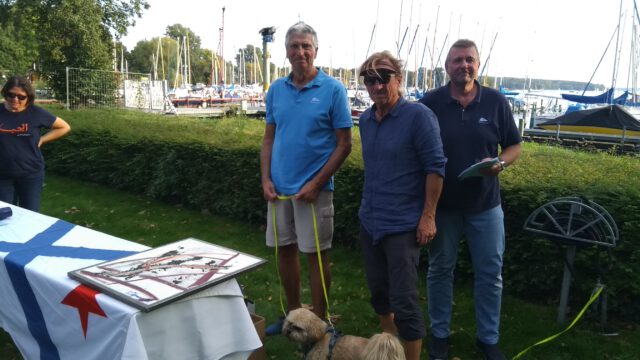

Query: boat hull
538,124,640,137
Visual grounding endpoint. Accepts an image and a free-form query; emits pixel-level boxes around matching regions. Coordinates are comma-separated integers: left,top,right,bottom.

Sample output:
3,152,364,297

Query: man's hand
417,213,436,246
479,157,502,177
262,180,278,201
295,181,321,203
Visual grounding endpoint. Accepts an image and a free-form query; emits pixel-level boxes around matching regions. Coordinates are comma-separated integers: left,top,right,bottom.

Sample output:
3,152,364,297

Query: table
0,202,262,359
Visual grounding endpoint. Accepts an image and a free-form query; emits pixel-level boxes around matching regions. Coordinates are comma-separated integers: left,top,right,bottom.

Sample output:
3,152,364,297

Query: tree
165,24,201,51
235,44,265,85
164,24,213,85
128,39,157,74
37,0,117,102
0,0,149,99
0,3,40,75
99,0,149,36
0,21,37,75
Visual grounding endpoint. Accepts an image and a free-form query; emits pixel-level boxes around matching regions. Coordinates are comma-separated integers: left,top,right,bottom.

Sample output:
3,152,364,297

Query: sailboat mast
611,0,624,94
211,50,218,86
253,46,257,84
174,37,181,89
430,6,440,89
217,6,226,94
397,0,404,55
241,49,246,87
419,25,430,90
186,33,191,86
633,20,639,103
366,25,377,59
160,38,165,81
182,36,188,88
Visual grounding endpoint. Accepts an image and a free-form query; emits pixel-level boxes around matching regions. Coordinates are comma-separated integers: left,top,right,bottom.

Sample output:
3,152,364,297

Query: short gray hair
445,39,480,65
285,21,318,49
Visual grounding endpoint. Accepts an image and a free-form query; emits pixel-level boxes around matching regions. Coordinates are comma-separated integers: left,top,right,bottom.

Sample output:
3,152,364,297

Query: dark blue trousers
0,173,45,212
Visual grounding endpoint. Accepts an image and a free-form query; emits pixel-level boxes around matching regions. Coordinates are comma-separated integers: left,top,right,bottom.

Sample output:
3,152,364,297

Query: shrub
42,107,640,321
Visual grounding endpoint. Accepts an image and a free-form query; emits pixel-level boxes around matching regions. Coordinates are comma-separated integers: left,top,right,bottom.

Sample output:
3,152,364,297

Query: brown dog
282,308,406,360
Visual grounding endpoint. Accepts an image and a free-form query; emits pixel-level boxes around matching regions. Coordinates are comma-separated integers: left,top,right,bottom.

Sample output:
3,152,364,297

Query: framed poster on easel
68,238,266,312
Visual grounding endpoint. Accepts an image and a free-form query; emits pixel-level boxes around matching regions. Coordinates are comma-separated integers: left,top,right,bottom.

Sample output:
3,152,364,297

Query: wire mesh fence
65,67,167,111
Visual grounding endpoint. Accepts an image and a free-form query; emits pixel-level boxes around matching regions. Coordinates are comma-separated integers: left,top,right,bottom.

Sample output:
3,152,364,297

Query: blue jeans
427,205,505,344
0,173,45,212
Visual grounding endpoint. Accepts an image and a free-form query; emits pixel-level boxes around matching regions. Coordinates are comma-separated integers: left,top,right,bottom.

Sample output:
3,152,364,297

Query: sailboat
537,104,640,136
535,0,640,136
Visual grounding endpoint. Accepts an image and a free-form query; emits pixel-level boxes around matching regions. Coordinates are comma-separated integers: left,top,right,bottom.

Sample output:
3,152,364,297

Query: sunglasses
362,72,396,86
5,92,28,101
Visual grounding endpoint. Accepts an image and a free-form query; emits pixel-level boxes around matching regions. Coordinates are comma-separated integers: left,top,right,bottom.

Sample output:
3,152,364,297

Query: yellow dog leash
512,284,604,359
271,195,334,327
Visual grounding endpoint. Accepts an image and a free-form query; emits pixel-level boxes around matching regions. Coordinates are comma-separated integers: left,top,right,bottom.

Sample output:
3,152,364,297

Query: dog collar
326,326,342,360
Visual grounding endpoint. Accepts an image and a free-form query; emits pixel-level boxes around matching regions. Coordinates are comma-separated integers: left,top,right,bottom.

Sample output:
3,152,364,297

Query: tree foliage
165,24,201,51
0,21,36,75
99,0,150,36
0,0,148,98
0,3,38,75
128,39,159,74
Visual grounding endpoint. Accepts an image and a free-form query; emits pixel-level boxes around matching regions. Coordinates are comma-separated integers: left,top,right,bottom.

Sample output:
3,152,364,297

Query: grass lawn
1,175,638,359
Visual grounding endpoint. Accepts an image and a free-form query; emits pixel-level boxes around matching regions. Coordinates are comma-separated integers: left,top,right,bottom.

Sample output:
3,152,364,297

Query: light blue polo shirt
266,68,352,195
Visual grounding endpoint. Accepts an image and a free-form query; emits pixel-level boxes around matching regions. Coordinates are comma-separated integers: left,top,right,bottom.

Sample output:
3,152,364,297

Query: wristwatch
498,157,508,171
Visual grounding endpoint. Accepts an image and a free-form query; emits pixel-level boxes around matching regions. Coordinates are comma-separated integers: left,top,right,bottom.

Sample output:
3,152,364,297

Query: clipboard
457,157,499,181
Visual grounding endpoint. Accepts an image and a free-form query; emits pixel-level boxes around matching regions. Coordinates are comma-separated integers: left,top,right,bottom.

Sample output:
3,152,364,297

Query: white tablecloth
0,202,261,359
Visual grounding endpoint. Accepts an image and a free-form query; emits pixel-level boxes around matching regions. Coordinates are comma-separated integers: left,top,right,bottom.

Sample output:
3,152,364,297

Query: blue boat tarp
499,86,519,96
561,89,628,105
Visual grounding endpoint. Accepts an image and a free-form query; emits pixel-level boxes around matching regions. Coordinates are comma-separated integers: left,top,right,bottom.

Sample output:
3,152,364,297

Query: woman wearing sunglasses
356,51,446,360
0,75,70,212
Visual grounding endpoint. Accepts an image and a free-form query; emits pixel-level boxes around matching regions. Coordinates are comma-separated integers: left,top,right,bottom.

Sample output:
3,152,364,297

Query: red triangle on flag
61,285,107,338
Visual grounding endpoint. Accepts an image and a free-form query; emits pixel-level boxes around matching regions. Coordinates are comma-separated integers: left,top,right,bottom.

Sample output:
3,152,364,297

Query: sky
121,0,635,88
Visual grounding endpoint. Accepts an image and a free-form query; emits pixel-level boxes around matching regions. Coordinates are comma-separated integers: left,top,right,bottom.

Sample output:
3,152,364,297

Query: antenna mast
217,6,226,96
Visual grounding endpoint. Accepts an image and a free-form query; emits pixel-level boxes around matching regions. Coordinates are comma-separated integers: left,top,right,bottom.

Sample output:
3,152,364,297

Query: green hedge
42,108,640,321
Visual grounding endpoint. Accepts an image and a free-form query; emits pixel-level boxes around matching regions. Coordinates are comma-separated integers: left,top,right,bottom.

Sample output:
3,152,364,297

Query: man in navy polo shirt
260,21,352,334
419,39,522,360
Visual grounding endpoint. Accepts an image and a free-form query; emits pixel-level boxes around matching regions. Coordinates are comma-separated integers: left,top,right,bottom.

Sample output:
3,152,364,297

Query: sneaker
427,335,448,360
265,316,285,336
476,339,506,360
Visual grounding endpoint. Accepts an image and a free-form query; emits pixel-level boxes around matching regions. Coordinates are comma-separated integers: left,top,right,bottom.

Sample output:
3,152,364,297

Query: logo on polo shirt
310,97,321,104
478,117,489,124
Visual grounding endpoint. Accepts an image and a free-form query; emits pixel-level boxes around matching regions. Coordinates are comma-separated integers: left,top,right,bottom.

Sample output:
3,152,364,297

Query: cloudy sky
122,0,634,87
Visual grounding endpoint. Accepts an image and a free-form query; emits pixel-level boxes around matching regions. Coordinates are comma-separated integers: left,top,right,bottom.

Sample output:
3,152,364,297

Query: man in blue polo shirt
419,39,522,360
260,21,352,335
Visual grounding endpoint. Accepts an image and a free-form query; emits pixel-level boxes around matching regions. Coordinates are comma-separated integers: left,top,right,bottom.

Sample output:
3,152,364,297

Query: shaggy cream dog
282,308,406,360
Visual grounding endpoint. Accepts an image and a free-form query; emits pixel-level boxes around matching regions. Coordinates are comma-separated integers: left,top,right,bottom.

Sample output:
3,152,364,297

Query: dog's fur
282,308,406,360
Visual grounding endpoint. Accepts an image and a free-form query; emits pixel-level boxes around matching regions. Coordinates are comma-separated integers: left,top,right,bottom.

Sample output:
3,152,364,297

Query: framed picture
68,238,266,312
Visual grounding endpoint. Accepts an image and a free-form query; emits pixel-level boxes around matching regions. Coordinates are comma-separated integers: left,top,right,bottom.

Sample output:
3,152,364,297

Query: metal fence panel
66,67,166,111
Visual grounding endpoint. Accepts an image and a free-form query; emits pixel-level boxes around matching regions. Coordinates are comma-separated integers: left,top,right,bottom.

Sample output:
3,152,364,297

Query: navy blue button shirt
358,98,446,243
419,81,522,213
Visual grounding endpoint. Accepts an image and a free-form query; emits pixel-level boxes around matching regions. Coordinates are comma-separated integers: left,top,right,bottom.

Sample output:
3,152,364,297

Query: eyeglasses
362,72,396,86
5,92,28,101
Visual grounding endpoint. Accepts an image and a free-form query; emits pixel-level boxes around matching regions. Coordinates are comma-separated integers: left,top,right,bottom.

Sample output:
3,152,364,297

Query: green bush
42,107,640,321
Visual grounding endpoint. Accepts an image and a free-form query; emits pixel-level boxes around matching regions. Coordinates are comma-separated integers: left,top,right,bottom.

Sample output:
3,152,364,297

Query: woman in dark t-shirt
0,76,70,212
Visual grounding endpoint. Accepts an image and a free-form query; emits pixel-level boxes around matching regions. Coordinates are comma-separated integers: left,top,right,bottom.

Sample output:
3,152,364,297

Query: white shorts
265,191,334,253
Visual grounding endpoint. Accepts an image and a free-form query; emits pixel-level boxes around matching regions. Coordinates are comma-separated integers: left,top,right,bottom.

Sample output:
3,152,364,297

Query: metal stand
557,245,576,323
524,197,619,330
